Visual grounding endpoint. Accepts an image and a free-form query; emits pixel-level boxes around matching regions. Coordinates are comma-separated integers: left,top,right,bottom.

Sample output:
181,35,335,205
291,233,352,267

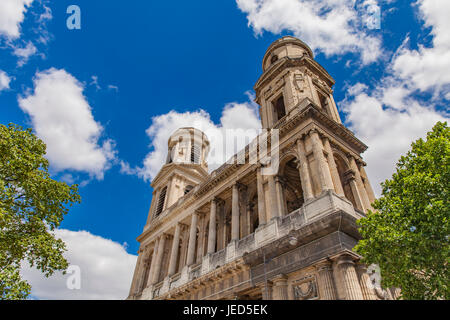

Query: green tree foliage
0,124,80,300
354,122,449,300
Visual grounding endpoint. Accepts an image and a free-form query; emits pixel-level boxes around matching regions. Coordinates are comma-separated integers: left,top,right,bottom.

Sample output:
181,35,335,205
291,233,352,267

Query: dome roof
262,36,314,72
168,127,209,147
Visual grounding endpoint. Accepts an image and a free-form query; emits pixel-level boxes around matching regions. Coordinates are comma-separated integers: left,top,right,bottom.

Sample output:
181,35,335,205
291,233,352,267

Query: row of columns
134,128,375,294
298,129,374,212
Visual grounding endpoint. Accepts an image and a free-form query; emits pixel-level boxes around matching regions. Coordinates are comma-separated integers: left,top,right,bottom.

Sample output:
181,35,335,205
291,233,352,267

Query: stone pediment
151,163,209,188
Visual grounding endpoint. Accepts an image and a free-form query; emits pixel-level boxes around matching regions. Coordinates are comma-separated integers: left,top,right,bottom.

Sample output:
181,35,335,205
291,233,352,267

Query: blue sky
1,0,448,299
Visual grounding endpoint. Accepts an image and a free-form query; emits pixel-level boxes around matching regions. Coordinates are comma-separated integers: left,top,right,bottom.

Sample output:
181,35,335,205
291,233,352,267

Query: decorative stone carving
293,73,305,93
292,275,318,300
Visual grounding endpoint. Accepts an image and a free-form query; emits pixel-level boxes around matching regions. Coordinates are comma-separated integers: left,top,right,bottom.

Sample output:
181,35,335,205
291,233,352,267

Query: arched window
155,186,167,216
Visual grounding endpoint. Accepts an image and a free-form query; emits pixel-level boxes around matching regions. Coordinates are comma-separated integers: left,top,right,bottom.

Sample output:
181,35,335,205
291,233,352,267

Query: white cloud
0,0,33,39
18,68,116,180
392,0,450,94
236,0,383,64
122,97,261,181
108,85,119,92
89,75,101,90
21,229,137,300
342,85,447,196
0,70,11,92
13,41,37,66
342,0,450,196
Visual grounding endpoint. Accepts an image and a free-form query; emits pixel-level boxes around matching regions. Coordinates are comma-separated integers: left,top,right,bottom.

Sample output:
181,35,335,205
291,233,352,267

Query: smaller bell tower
255,36,342,129
145,128,210,226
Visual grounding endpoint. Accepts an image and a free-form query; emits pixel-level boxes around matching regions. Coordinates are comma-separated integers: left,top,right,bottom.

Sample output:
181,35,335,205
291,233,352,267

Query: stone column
130,249,145,295
147,239,159,287
179,225,189,270
245,203,252,235
334,254,364,300
151,235,166,285
272,275,289,300
197,214,206,262
217,203,225,251
267,175,279,219
323,138,344,197
296,138,314,201
329,95,342,123
231,184,240,241
310,129,334,193
349,156,371,211
207,198,217,254
345,170,365,211
316,261,337,300
256,167,267,226
360,166,376,205
261,281,273,300
275,176,287,216
186,212,198,266
356,264,377,300
168,223,181,276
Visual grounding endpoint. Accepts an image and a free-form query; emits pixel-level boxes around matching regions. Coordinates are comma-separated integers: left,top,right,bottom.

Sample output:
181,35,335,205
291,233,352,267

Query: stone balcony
144,190,364,300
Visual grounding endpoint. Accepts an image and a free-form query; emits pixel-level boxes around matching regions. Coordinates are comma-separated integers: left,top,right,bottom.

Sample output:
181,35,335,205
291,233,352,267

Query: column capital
295,136,306,145
343,169,356,182
334,253,358,266
160,233,170,240
355,263,368,273
272,274,288,284
234,182,247,191
274,175,286,185
315,260,333,272
308,127,320,137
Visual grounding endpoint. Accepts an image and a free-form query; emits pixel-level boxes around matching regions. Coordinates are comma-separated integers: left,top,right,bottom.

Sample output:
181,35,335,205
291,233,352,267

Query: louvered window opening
155,187,167,216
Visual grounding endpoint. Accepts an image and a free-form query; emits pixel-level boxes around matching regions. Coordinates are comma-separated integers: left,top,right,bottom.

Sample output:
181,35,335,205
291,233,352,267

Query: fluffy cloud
0,0,33,39
0,70,11,91
342,85,447,196
122,97,261,181
13,41,37,66
236,0,383,64
18,68,116,180
392,0,450,94
21,229,137,300
342,0,450,195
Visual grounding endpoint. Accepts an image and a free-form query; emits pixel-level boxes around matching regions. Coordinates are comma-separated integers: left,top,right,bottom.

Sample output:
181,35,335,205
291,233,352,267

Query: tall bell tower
144,127,210,227
255,36,342,129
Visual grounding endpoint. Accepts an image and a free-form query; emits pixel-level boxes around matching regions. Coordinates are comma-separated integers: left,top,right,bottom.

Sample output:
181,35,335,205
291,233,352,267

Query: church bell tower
255,36,342,129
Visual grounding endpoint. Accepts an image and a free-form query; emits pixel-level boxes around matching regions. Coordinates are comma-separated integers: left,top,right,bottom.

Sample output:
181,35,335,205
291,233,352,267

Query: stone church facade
127,37,400,300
